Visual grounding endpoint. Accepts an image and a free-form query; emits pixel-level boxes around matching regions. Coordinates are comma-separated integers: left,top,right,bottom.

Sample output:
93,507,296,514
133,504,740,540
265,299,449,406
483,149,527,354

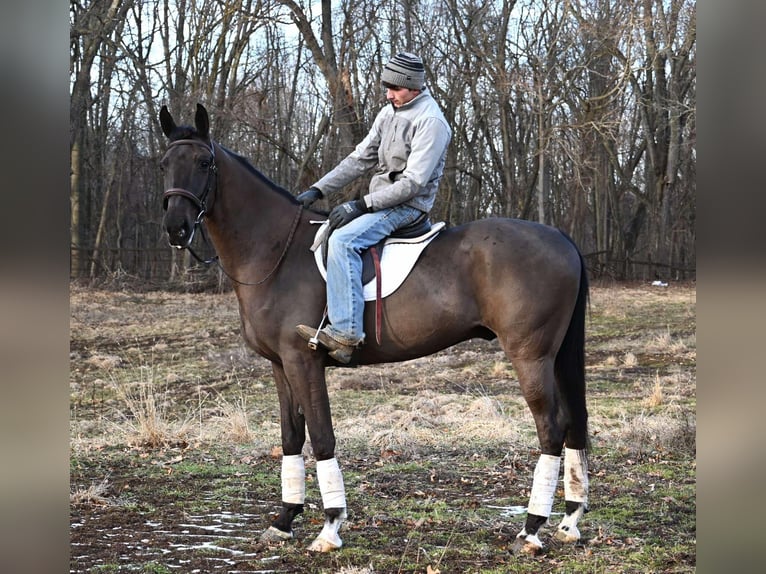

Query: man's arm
364,115,451,210
312,111,386,197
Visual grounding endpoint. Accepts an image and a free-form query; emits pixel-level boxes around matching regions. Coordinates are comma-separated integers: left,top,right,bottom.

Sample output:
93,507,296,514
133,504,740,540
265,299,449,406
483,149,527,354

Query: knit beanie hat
381,52,425,90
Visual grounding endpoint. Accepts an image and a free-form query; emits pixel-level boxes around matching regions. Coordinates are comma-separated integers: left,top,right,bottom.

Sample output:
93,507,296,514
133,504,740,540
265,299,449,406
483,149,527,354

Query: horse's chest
236,305,278,359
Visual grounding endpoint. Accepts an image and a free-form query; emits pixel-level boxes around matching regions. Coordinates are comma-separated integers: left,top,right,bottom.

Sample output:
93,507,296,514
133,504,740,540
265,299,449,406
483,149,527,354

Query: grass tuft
644,373,665,407
623,352,638,367
617,409,696,456
114,374,193,448
70,475,112,507
209,392,254,444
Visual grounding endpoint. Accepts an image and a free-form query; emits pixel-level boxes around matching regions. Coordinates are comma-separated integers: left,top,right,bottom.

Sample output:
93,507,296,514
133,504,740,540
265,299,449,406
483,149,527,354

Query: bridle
162,138,218,263
161,137,303,285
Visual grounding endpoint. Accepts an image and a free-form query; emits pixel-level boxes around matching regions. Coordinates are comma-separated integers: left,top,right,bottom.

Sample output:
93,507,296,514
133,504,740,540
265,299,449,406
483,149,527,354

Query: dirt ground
70,282,696,573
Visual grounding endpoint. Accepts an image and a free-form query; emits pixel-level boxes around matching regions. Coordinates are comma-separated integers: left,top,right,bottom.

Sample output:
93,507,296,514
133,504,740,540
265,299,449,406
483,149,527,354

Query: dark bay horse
159,104,590,556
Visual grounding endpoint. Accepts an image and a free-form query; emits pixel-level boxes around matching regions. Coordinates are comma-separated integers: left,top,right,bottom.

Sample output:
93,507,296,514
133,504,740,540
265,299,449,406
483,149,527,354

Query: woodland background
69,0,696,286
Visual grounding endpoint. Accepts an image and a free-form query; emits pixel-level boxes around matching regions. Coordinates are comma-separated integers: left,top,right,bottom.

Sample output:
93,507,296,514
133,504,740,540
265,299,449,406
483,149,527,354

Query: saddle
360,215,434,284
311,218,446,342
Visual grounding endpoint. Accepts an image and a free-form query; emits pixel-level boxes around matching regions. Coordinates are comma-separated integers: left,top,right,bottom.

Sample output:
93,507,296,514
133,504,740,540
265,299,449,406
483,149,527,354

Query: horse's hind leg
510,357,566,556
555,447,588,543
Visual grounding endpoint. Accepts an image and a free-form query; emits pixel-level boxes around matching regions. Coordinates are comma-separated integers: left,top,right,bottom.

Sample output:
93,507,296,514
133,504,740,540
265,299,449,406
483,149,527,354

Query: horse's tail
554,235,590,452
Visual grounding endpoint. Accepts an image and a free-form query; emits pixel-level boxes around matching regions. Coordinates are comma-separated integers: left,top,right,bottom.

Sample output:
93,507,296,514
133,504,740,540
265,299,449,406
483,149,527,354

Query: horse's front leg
259,362,307,544
307,457,347,552
291,360,347,552
261,358,347,552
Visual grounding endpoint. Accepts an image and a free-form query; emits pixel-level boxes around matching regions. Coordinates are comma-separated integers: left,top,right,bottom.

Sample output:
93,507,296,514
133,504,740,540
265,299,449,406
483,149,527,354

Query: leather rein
162,138,302,286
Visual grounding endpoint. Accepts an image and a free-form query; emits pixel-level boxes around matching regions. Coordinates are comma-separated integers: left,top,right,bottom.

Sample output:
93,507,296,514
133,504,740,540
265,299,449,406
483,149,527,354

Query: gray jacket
313,88,451,213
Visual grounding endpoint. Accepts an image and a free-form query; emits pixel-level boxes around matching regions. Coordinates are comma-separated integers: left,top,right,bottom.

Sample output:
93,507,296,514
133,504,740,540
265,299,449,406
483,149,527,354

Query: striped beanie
381,52,425,90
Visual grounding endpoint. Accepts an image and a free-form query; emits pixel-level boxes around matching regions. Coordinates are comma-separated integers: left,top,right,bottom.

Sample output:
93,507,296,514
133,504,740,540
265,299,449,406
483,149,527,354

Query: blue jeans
324,204,424,345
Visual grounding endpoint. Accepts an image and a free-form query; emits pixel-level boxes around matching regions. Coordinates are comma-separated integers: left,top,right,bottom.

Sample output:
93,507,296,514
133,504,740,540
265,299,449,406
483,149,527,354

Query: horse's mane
219,144,297,203
167,125,298,204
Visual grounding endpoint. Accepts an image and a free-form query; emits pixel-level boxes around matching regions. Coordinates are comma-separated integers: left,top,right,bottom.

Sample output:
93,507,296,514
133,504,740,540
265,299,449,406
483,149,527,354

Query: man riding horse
295,52,452,364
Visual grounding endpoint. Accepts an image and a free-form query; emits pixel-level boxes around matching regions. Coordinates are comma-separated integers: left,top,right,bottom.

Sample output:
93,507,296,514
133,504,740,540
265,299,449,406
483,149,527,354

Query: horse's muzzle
163,211,195,249
167,226,194,249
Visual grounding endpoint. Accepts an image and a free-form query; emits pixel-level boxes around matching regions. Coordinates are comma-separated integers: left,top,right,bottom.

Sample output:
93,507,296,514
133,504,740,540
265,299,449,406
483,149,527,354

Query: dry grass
337,390,527,457
623,352,638,367
644,373,665,407
647,327,694,355
114,376,194,448
205,392,255,444
111,380,270,448
490,360,511,377
612,408,696,456
70,476,112,507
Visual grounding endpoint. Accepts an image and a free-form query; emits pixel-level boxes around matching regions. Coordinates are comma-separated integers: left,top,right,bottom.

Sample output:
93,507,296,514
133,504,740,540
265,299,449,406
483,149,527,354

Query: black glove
295,187,322,208
328,199,368,229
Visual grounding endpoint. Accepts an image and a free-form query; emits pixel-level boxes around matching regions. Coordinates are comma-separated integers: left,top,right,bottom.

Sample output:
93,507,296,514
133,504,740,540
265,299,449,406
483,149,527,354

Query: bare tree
70,0,136,278
276,1,365,155
69,0,696,283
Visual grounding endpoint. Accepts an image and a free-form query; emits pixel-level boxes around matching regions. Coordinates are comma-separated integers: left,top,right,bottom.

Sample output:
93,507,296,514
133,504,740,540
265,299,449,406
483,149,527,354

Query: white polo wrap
563,448,589,504
527,454,561,517
316,457,346,509
281,454,306,504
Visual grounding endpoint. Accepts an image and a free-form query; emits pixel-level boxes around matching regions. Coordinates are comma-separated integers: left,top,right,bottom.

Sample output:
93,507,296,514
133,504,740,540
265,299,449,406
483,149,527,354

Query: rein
163,138,303,285
220,204,302,286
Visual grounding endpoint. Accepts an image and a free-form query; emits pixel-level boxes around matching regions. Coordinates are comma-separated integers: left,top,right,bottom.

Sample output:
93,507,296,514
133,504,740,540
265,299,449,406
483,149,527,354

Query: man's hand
296,187,322,208
329,199,368,229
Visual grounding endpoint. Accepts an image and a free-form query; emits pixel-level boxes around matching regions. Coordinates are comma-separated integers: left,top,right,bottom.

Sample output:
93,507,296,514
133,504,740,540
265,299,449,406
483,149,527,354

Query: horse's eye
199,159,210,170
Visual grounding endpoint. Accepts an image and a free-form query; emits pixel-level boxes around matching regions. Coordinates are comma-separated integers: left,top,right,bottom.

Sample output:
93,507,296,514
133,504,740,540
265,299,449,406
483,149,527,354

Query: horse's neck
205,156,299,273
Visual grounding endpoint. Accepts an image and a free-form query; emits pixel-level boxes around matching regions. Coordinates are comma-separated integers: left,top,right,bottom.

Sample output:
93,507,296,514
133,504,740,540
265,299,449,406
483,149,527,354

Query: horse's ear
195,103,210,139
159,105,176,138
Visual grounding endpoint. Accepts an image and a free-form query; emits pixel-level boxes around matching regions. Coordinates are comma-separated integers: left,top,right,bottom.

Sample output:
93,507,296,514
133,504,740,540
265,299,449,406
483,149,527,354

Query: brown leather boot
296,325,354,364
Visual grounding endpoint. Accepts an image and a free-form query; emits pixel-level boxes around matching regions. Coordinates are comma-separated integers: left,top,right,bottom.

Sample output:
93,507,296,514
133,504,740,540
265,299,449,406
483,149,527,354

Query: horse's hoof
511,533,544,556
554,524,581,543
307,535,342,552
259,526,293,544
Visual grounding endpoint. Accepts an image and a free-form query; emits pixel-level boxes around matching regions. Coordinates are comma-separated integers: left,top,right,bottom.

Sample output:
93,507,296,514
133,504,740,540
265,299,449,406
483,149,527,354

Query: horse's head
159,103,217,249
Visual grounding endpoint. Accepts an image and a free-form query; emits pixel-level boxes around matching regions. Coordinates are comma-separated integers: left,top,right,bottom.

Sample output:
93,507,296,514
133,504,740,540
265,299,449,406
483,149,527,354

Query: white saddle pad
312,221,445,301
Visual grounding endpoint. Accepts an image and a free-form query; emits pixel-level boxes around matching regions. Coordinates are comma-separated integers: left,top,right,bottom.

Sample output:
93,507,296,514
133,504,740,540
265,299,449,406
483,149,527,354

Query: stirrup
307,327,321,351
307,308,329,350
296,325,355,364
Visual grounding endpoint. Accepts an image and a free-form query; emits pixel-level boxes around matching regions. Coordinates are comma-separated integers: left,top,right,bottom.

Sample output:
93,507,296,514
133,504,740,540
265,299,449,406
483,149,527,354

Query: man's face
386,86,420,108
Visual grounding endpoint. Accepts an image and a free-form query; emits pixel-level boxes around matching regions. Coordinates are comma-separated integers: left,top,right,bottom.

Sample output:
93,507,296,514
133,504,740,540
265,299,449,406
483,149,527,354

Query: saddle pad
313,221,445,301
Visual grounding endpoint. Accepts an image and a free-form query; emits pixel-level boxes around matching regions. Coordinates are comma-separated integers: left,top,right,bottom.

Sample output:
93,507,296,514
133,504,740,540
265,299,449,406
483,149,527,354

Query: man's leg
298,206,424,360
